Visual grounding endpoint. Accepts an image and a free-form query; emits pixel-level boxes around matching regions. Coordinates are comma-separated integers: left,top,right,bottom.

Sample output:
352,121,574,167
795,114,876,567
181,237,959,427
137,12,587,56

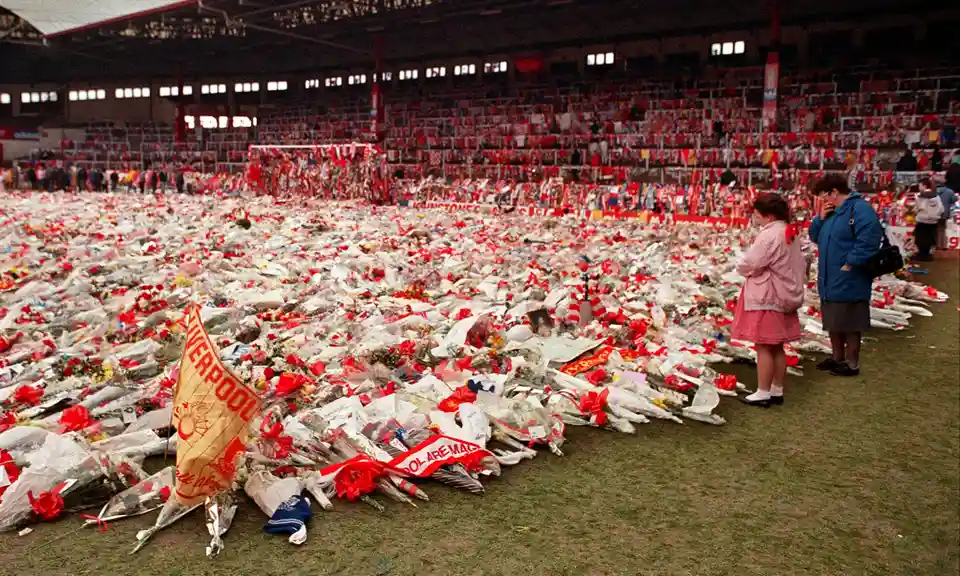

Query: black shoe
816,358,842,371
769,396,784,405
830,364,860,377
740,396,771,407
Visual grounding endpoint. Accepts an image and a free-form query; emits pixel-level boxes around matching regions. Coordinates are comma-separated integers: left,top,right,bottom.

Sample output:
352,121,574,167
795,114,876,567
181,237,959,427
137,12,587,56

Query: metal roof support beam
232,0,324,21
197,0,368,54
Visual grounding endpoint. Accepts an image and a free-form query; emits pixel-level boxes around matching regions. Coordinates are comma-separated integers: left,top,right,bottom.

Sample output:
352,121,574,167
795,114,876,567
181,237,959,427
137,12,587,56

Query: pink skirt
730,295,802,345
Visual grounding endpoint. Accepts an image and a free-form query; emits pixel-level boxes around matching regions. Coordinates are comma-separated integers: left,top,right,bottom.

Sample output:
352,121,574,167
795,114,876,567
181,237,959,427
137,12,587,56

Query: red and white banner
314,433,494,501
762,52,779,131
173,305,261,505
387,434,492,477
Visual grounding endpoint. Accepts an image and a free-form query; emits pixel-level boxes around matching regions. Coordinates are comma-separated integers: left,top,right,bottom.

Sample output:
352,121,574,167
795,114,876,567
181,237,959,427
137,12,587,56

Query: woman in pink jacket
731,193,807,407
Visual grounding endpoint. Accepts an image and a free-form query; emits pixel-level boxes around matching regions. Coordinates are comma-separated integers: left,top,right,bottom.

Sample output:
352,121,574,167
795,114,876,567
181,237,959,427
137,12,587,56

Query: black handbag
850,216,904,278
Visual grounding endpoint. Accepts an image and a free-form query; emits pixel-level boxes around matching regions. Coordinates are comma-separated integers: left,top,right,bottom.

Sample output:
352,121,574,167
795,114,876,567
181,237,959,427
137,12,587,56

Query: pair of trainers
816,358,860,377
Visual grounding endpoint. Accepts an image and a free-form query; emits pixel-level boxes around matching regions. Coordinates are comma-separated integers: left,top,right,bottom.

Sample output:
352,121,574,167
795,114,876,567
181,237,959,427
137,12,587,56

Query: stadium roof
0,0,937,84
0,0,195,37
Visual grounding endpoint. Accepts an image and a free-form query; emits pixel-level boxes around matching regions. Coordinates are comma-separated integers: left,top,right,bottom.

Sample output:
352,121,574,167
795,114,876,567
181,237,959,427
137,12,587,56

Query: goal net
246,143,388,200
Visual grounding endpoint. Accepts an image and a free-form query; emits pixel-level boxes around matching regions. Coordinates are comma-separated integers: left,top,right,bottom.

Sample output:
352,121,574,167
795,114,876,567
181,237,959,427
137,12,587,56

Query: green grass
2,263,958,576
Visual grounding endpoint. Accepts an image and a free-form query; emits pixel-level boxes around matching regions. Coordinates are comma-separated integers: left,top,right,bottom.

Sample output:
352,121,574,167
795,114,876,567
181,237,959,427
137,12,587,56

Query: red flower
275,373,310,396
118,309,138,324
0,450,19,500
342,356,361,372
455,357,473,371
396,340,417,357
333,457,385,501
0,412,16,433
158,486,171,502
14,385,43,406
784,223,799,244
630,320,650,338
578,389,610,426
713,374,738,391
584,368,607,386
455,308,472,321
663,374,695,392
59,405,92,432
263,367,275,380
0,332,21,353
273,435,294,459
28,489,64,521
437,386,477,413
379,381,397,396
309,361,326,376
285,354,305,368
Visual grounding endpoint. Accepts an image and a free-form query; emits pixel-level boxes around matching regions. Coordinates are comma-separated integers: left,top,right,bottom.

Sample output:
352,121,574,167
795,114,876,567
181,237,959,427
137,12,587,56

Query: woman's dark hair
752,192,790,222
812,175,850,196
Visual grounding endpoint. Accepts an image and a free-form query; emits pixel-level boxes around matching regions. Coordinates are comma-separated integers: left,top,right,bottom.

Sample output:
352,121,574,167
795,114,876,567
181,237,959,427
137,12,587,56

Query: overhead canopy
0,0,195,37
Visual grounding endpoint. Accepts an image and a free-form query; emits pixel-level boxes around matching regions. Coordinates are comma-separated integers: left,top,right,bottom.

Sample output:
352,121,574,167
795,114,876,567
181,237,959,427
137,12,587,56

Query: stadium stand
51,68,959,192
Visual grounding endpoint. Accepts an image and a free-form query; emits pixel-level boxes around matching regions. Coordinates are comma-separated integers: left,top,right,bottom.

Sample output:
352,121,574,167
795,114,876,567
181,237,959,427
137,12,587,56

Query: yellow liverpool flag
172,305,261,505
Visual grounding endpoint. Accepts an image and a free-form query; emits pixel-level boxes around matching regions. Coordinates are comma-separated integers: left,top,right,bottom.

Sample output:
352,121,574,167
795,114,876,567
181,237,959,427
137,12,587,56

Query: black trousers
914,222,937,259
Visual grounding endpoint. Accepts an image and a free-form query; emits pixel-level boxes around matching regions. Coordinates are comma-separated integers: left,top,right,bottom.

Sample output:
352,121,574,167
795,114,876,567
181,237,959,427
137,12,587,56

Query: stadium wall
0,127,85,163
65,93,177,124
1,82,178,124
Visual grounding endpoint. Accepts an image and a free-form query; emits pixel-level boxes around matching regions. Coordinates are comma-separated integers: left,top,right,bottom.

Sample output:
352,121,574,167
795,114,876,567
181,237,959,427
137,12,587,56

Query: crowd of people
1,163,191,194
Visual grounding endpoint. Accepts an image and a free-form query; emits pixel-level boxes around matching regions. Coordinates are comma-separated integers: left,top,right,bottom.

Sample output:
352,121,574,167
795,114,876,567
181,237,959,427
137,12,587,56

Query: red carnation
14,385,43,406
0,412,17,433
396,340,417,356
584,368,607,386
59,405,92,432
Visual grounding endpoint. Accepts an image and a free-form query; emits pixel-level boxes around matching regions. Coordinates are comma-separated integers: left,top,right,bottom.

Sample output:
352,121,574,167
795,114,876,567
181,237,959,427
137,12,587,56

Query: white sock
745,390,771,401
770,385,783,397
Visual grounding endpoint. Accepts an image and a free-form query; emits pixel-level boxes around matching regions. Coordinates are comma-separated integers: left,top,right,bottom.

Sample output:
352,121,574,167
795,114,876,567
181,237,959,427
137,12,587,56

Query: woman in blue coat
808,176,883,377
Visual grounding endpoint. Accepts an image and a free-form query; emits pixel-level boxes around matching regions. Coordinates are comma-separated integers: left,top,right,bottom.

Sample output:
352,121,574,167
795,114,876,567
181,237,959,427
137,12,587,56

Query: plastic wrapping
85,466,175,526
205,492,238,558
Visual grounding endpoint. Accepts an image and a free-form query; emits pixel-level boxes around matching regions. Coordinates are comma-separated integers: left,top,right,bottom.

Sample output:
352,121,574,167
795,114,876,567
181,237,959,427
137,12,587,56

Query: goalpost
246,143,388,200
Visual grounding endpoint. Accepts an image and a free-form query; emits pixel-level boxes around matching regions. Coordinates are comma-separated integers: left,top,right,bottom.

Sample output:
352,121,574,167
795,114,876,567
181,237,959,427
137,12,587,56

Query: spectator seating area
56,65,960,188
